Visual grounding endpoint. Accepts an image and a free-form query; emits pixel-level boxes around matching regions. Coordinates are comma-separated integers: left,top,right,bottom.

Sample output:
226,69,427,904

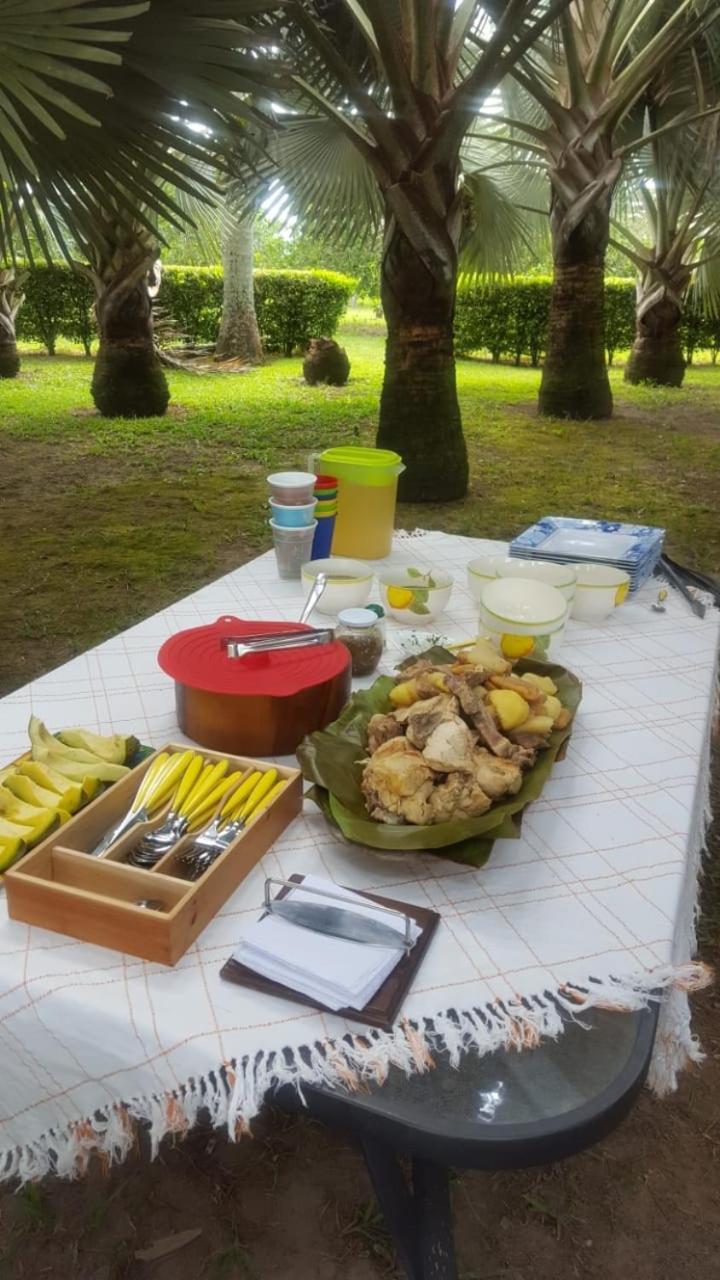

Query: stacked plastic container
310,474,338,559
267,472,317,579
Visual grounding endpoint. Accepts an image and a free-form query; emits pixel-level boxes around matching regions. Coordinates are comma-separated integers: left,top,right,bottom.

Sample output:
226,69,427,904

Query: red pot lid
158,616,350,698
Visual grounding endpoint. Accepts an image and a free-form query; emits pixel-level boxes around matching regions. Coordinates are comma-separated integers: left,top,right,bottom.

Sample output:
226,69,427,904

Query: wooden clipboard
220,874,440,1031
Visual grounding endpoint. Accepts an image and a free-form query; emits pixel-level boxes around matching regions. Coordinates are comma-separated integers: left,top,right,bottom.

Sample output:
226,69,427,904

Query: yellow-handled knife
244,778,287,827
185,770,248,831
132,752,170,812
234,769,278,825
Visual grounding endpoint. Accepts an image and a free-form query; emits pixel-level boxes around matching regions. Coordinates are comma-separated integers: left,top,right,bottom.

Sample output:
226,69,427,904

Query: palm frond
0,0,285,261
230,115,383,247
460,166,550,278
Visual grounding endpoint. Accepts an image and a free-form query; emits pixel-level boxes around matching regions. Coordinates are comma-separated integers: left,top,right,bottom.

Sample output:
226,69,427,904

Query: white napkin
232,875,419,1012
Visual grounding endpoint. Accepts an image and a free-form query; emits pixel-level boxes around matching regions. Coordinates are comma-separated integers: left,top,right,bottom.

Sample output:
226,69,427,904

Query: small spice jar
336,608,384,677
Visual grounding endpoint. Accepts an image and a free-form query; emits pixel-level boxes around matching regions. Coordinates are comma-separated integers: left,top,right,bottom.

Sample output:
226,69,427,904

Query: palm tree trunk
376,213,468,502
625,289,685,387
91,267,169,418
0,270,24,379
215,211,263,363
539,207,613,420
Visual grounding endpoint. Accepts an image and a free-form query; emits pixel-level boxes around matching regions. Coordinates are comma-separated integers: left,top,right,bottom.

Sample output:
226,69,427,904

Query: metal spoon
299,571,327,623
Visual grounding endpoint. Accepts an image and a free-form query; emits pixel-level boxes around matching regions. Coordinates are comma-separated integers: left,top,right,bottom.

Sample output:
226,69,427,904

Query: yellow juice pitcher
317,447,404,559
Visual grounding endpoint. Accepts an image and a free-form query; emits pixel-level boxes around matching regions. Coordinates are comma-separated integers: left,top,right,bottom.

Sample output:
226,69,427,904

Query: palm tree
234,0,573,501
215,205,264,364
215,132,274,365
0,0,281,408
614,91,720,385
476,0,719,419
0,265,25,378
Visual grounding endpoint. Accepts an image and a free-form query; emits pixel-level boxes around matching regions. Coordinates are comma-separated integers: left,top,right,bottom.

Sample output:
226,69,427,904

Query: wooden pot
158,616,351,757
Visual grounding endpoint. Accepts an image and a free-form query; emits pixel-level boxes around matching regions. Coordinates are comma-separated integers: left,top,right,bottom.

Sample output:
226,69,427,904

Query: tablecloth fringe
0,957,712,1187
648,660,717,1094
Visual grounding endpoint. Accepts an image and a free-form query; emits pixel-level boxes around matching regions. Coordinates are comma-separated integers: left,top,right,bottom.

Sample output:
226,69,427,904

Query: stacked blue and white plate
510,517,665,593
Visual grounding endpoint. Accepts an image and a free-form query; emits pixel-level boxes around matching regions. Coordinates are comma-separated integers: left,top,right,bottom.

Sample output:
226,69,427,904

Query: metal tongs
264,878,416,951
654,555,707,619
223,627,334,659
223,572,331,659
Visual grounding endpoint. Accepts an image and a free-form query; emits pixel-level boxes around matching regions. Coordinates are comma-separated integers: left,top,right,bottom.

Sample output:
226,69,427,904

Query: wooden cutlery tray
4,743,302,965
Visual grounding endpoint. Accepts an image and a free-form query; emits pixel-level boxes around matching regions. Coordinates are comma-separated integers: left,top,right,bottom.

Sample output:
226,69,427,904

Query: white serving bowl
301,557,373,614
379,568,454,624
479,577,568,660
570,563,630,623
496,557,577,602
466,555,507,603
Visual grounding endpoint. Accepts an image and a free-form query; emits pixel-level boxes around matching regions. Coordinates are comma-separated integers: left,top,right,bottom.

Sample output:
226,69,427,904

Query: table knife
268,898,415,951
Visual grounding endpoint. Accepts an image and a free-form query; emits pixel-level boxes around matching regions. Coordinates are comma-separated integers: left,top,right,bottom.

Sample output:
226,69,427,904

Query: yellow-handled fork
127,757,248,868
90,749,195,857
177,771,286,880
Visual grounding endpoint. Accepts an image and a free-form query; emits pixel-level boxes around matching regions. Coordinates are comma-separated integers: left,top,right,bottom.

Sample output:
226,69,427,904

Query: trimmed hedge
14,264,356,357
455,275,720,365
13,263,720,363
16,265,94,356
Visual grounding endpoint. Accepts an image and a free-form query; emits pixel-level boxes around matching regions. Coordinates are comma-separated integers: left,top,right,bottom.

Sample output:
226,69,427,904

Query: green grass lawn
1,319,719,695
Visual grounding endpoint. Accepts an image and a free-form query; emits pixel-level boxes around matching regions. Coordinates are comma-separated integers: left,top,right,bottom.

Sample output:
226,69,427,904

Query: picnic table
1,532,717,1279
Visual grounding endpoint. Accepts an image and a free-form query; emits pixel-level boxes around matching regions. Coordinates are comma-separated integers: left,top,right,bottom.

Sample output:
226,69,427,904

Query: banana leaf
297,649,583,866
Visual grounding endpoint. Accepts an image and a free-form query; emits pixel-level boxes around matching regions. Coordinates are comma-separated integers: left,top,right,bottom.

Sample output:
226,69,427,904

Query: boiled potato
389,679,420,708
487,689,530,732
542,694,563,724
427,671,450,694
521,672,557,695
467,637,510,675
520,714,554,735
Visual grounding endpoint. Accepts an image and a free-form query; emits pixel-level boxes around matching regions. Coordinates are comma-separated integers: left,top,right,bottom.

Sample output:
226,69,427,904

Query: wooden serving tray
4,743,302,966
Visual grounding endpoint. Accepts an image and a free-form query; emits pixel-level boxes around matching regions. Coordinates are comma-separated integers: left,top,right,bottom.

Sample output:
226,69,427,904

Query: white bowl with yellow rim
496,557,577,602
466,555,508,603
479,577,568,660
570,563,630,623
301,557,373,614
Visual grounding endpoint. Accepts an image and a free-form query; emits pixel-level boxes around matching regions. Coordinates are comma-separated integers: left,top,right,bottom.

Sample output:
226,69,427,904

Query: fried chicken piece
403,694,461,749
361,738,435,826
422,718,478,772
444,671,487,715
367,713,404,755
394,658,435,682
508,732,549,751
471,703,514,758
444,671,513,757
488,674,546,704
472,748,523,799
508,743,538,770
428,773,492,822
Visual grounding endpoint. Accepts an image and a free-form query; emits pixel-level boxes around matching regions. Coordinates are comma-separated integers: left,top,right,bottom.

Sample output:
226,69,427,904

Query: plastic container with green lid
318,446,404,559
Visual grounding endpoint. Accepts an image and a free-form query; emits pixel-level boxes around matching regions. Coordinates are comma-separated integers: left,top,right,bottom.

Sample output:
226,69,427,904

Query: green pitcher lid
318,446,402,468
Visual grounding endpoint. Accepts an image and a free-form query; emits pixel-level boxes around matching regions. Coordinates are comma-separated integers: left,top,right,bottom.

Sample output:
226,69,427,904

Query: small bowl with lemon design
570,563,630,623
479,577,569,660
379,568,454,624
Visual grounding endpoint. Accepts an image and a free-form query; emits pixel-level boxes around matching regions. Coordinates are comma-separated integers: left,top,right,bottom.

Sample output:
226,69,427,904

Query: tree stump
303,338,350,386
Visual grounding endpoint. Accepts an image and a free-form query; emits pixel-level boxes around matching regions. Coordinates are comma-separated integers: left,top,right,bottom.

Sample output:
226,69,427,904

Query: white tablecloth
1,532,717,1183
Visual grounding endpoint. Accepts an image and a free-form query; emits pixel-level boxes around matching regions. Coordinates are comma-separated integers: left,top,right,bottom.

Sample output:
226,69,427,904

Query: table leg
360,1135,459,1280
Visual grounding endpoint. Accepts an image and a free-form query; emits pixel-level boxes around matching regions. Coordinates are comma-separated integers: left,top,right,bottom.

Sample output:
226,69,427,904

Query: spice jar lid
337,608,378,629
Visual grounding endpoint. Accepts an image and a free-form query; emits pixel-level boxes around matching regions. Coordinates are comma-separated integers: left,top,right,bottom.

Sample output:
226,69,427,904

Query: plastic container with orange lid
317,447,404,559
